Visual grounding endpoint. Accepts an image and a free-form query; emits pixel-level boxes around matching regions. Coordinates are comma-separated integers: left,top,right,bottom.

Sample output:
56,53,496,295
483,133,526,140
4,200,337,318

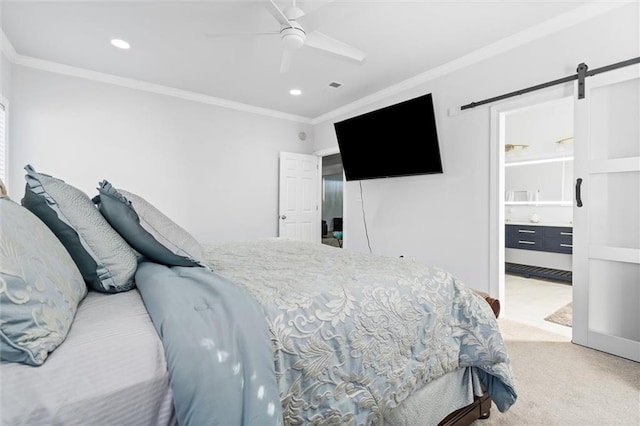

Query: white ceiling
2,1,589,120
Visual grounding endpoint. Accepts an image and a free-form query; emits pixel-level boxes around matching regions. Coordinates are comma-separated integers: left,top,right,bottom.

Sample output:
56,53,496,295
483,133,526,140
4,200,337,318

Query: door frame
489,84,574,313
314,146,347,248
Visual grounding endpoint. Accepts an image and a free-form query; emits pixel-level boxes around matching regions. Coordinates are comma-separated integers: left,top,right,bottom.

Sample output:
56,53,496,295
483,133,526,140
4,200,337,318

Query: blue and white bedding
136,262,283,425
0,290,175,426
2,167,516,425
135,237,517,425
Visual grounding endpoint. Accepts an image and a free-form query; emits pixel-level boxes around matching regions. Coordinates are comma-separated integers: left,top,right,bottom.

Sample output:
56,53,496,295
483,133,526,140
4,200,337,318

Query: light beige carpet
544,302,572,328
473,319,640,426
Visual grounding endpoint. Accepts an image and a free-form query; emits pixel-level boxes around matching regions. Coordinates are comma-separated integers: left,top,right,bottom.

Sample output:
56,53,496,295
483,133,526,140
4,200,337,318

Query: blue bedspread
137,238,517,425
136,262,283,426
204,239,517,424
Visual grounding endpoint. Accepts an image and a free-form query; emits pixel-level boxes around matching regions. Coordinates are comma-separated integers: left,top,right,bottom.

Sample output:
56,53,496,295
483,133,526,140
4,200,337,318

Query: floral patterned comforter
203,238,517,425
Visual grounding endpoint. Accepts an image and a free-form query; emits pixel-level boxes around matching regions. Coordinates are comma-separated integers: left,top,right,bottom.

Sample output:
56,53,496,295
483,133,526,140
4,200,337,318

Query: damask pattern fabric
21,165,137,293
203,238,517,424
0,197,87,366
94,181,205,267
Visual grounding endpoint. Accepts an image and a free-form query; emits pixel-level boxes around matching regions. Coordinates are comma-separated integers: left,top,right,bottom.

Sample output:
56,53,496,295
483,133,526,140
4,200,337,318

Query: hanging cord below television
359,181,373,254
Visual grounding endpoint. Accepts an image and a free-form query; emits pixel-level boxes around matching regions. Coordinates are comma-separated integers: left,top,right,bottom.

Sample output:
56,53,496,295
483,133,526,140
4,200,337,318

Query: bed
0,167,517,425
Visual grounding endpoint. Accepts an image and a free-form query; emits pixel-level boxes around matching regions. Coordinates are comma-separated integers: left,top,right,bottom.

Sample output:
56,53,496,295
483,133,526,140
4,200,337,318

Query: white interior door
278,152,320,242
573,64,640,362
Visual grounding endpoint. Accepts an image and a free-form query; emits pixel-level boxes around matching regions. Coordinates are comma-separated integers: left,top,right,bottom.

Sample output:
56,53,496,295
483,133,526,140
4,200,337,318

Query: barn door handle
576,178,583,208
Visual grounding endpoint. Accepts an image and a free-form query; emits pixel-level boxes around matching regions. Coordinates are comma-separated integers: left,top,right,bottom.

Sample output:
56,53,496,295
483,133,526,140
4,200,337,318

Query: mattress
0,290,175,426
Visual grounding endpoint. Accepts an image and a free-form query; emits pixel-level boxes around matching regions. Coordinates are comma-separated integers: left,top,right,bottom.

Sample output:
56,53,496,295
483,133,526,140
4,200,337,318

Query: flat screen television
333,93,443,181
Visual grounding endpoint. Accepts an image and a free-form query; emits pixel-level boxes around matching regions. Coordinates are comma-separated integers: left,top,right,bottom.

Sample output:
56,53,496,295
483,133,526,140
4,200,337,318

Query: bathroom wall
504,96,573,271
504,96,574,226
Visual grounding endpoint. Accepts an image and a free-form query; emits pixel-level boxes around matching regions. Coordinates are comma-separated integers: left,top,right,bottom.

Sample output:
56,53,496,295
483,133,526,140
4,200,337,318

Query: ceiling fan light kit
281,26,306,50
204,0,367,73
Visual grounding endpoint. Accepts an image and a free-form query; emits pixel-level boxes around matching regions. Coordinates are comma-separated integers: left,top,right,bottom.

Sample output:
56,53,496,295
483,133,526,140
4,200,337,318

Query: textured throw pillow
0,197,87,365
94,180,205,267
21,165,137,293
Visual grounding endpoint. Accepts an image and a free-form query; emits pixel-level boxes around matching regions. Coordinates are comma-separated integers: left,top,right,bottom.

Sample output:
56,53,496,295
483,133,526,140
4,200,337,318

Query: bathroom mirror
505,158,573,205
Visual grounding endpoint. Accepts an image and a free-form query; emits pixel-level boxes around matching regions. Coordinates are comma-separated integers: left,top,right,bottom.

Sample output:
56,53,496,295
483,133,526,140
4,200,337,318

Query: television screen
333,93,443,181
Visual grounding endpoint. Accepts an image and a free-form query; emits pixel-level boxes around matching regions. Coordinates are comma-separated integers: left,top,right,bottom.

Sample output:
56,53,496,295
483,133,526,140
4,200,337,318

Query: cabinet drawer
506,225,541,236
544,227,573,239
544,236,573,254
506,225,542,250
506,234,543,250
505,225,541,246
505,224,573,253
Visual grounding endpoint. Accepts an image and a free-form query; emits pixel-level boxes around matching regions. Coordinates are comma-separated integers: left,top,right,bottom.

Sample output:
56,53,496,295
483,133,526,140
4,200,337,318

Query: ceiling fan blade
280,47,294,73
305,31,366,62
205,31,279,38
296,1,359,34
265,0,291,27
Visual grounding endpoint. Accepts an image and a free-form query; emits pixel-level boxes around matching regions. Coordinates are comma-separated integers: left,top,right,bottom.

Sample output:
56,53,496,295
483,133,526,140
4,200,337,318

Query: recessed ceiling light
289,89,302,96
111,39,130,50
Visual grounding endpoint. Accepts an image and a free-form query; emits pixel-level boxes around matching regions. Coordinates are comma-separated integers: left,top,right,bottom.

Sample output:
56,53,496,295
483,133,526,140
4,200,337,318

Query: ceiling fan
207,0,366,73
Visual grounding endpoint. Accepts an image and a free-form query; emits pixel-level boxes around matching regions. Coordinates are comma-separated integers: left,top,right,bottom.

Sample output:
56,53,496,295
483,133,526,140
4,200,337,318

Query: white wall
504,97,574,162
312,3,639,292
9,66,313,244
1,53,10,100
504,96,574,226
1,53,11,188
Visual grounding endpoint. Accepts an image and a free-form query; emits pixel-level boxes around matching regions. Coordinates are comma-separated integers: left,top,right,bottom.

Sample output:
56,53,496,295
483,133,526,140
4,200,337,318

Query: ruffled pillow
94,180,205,267
21,165,137,293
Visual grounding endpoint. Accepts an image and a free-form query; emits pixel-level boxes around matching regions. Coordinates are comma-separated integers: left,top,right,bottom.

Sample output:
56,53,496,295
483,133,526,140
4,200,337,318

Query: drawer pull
518,230,536,234
518,240,536,245
560,244,573,248
560,232,573,236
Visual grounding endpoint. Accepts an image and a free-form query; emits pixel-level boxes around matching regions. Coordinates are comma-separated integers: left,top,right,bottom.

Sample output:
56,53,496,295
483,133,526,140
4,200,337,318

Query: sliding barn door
278,152,320,243
573,64,640,362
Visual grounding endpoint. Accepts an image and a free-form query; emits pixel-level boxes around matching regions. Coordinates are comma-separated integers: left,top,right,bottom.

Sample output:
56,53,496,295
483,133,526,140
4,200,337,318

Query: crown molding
1,1,631,126
1,29,312,124
1,29,18,63
310,0,632,125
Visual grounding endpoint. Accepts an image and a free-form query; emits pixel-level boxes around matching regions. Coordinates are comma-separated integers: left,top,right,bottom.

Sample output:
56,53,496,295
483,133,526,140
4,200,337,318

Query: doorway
501,96,574,335
321,153,344,248
489,85,575,325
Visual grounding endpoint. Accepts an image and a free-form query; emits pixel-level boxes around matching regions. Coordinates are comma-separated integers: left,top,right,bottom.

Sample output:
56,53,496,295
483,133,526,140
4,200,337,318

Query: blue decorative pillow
0,197,87,365
21,165,138,293
94,181,205,267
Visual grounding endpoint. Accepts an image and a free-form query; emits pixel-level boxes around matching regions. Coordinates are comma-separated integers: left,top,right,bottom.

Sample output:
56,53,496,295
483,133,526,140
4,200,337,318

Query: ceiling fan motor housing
280,25,306,49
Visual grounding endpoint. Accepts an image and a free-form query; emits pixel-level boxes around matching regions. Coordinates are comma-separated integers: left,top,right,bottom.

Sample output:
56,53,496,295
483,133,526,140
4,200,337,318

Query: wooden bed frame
438,292,500,426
